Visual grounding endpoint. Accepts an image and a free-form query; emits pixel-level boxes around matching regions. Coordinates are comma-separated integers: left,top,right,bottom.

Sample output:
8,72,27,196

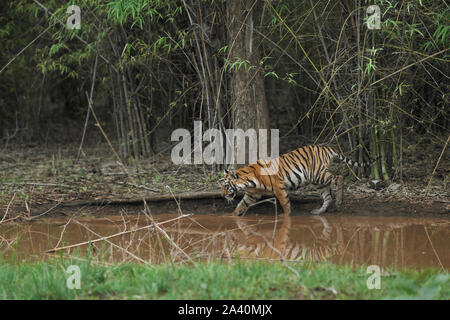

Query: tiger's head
219,169,246,203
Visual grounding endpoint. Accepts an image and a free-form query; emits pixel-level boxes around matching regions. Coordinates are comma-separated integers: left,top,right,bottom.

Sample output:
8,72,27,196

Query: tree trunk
227,0,270,166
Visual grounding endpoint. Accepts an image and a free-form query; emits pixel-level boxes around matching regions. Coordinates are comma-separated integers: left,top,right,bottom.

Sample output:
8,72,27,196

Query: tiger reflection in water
231,216,345,262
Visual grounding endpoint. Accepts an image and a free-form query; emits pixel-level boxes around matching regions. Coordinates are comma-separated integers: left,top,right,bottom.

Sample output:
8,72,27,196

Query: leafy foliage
0,0,447,176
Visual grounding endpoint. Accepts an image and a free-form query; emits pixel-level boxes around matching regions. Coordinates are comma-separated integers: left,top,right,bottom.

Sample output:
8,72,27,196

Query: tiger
220,145,377,216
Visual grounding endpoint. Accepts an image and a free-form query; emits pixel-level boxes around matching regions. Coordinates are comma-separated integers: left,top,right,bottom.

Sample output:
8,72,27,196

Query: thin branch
0,193,16,224
75,52,99,163
424,134,450,197
44,213,192,254
370,48,449,87
424,226,445,272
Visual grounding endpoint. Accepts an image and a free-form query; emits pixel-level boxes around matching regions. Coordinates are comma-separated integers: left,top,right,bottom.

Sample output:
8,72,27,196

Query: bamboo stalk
380,139,390,181
371,129,380,180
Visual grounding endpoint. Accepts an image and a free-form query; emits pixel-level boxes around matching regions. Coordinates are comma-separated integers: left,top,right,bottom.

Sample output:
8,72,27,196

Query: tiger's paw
311,208,325,215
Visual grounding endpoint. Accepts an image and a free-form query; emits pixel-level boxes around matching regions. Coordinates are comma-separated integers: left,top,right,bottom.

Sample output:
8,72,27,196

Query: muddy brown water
1,209,449,269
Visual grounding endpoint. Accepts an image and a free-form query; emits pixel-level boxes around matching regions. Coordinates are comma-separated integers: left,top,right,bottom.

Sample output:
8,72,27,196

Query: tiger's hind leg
334,175,343,207
311,171,343,214
232,190,262,216
311,185,333,215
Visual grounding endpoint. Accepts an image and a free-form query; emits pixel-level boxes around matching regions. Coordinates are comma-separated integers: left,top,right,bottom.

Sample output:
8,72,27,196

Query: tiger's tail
331,149,379,168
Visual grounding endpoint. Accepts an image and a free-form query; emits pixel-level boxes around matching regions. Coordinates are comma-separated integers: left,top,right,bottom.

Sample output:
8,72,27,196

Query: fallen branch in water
56,191,320,208
26,191,320,218
59,191,224,207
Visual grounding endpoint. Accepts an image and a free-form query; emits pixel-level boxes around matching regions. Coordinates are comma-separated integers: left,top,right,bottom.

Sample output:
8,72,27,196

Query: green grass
0,257,448,300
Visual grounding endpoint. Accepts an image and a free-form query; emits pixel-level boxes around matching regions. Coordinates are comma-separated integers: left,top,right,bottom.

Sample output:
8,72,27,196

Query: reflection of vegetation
0,256,448,299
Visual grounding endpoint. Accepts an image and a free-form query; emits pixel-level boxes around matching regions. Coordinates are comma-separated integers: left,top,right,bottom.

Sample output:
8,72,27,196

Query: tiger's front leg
232,191,262,216
273,187,291,215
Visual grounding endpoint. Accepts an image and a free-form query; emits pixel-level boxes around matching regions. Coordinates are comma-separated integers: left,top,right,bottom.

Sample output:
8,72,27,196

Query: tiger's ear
225,168,238,179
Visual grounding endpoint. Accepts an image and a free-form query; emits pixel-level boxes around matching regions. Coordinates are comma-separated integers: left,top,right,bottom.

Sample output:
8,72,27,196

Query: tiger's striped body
220,145,376,216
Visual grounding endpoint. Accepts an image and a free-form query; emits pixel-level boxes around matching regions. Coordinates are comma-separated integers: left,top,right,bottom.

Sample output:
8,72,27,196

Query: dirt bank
1,144,448,220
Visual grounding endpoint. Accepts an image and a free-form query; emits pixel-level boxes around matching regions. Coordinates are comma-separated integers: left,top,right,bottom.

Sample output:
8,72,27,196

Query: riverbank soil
0,142,448,219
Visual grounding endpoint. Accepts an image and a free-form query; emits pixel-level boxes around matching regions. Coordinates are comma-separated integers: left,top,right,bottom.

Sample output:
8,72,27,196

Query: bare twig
26,199,63,221
0,23,54,74
44,213,192,254
165,185,184,216
370,48,449,87
0,193,16,224
73,220,149,264
424,226,445,272
424,134,449,197
75,52,99,163
143,200,194,264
